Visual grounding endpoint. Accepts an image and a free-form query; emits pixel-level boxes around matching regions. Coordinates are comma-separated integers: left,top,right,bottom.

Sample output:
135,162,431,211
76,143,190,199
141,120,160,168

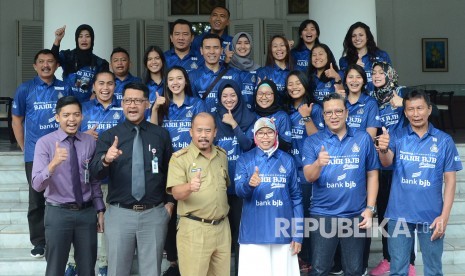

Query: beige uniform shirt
167,142,230,220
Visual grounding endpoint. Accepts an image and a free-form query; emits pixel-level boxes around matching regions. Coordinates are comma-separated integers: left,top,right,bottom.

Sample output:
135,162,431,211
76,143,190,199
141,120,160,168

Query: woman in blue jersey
150,66,205,151
254,79,292,152
235,117,302,276
308,43,344,104
215,79,256,275
344,64,381,139
368,61,416,276
339,22,391,95
144,45,166,120
257,35,294,100
291,19,321,72
228,32,261,110
52,24,109,103
284,70,324,271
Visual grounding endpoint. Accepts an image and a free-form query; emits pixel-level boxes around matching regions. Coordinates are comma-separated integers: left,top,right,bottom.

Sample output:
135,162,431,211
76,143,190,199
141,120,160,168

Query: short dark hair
171,19,193,35
123,82,149,99
211,6,230,18
191,112,216,129
110,47,130,60
55,96,82,114
92,70,116,83
322,93,345,109
34,49,57,64
403,90,432,108
201,33,223,48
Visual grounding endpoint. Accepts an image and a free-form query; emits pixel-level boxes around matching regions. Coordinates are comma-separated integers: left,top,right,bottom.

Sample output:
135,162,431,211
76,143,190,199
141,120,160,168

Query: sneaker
329,265,343,275
162,265,180,276
30,245,45,258
362,268,368,276
370,259,390,275
408,264,416,276
98,266,108,276
64,263,77,276
298,257,311,273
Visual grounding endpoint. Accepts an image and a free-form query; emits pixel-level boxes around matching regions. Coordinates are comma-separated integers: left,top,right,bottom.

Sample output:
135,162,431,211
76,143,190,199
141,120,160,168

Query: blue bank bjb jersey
114,74,142,105
302,127,380,217
346,93,381,130
12,76,70,162
385,124,462,224
256,65,290,100
235,147,303,244
164,49,202,73
162,96,206,152
80,98,124,133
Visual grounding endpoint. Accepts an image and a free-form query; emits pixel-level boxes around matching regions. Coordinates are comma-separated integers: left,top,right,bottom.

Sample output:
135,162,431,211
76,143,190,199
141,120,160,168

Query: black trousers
25,162,46,247
44,205,97,276
164,204,178,262
228,194,243,276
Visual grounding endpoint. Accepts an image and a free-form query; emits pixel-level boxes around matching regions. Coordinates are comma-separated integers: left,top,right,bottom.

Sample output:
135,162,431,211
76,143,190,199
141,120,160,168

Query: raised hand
376,127,390,152
54,25,66,45
249,166,261,187
324,63,339,80
390,90,403,108
317,145,330,167
104,136,123,163
298,103,313,118
222,109,238,128
190,171,201,192
224,43,234,64
85,124,99,140
152,92,166,111
52,141,68,166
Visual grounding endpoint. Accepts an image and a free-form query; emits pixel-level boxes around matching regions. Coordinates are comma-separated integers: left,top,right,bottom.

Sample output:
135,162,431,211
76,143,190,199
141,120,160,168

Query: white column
44,0,113,79
309,0,377,61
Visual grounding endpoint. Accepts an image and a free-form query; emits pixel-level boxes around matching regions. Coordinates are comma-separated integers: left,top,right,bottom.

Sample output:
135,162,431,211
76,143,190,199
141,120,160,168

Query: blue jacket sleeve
234,125,254,151
288,158,304,243
234,154,255,198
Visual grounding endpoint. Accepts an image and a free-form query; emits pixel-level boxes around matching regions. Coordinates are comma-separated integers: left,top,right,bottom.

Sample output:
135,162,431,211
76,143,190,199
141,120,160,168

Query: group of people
10,5,461,276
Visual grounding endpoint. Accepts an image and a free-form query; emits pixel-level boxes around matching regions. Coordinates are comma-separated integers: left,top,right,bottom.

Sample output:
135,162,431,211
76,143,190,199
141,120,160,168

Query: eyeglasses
256,130,275,138
323,109,345,117
257,92,273,98
122,98,147,105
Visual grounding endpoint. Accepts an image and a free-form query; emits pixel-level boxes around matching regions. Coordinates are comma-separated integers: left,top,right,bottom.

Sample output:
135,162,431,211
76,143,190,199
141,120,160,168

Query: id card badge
84,160,90,184
151,148,159,174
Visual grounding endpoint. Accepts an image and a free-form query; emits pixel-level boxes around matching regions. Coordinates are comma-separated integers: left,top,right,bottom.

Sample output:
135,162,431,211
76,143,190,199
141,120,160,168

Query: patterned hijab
372,61,399,108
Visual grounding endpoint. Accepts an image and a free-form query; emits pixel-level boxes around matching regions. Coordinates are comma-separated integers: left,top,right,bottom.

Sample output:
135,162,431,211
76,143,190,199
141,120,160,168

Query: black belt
111,203,157,212
46,201,93,210
185,214,225,225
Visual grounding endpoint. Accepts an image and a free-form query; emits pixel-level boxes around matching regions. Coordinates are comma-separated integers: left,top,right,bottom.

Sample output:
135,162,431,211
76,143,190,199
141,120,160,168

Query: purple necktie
68,136,83,206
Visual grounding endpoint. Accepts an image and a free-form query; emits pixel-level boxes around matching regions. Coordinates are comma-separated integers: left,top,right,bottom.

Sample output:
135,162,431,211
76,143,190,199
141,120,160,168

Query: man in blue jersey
302,93,379,276
377,90,462,276
110,47,142,104
164,19,202,73
188,34,241,113
191,6,232,62
12,49,70,258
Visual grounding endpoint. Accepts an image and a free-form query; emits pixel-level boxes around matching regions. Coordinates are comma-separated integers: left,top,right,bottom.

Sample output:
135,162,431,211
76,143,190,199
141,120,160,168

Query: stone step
0,184,29,203
0,203,28,225
0,152,24,167
0,166,27,185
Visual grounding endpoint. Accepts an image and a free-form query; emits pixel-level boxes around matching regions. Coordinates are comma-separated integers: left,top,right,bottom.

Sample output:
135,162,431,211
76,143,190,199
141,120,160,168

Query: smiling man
110,47,142,105
31,95,104,275
90,82,173,276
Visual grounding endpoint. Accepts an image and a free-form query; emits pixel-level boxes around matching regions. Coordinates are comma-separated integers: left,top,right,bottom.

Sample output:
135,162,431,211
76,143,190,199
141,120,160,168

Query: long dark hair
265,35,294,70
294,20,321,50
283,70,316,113
307,43,339,83
143,45,166,85
342,22,381,66
155,66,192,125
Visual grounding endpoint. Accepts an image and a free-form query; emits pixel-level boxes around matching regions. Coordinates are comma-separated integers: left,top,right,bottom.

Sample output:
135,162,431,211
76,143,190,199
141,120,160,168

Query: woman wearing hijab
235,117,303,276
52,24,109,103
369,61,416,276
228,32,261,110
215,79,256,276
254,79,292,152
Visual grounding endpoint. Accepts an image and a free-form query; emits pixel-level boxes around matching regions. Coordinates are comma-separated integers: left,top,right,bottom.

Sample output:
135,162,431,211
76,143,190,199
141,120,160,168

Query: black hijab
64,24,96,74
254,79,282,117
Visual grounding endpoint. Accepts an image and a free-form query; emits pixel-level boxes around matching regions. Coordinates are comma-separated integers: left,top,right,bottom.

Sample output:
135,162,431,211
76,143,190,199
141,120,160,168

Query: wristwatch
334,79,342,85
302,116,312,122
101,154,110,166
366,205,377,214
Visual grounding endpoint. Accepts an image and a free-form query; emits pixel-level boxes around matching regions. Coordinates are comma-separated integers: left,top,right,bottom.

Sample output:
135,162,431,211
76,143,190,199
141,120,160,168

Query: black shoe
30,245,45,258
162,265,180,276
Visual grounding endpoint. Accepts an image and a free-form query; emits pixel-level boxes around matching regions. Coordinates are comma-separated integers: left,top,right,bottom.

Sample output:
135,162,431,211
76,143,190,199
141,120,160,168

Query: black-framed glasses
256,130,275,138
257,92,273,98
122,98,147,105
323,109,345,117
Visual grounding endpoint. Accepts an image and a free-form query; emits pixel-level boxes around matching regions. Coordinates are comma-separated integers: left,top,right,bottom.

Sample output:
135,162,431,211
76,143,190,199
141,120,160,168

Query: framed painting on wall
422,38,448,72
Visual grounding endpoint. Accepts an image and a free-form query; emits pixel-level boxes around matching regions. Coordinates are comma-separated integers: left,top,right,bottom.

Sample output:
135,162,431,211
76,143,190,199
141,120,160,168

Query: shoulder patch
216,146,227,155
172,148,189,158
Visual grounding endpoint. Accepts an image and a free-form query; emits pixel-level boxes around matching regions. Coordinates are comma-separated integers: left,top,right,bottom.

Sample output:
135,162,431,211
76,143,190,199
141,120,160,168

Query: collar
34,76,58,87
92,97,119,108
201,63,225,74
123,119,149,131
323,124,354,140
272,63,289,71
406,122,435,138
56,128,83,142
188,142,218,160
169,95,191,107
116,73,135,83
347,93,368,106
148,78,164,87
255,146,278,159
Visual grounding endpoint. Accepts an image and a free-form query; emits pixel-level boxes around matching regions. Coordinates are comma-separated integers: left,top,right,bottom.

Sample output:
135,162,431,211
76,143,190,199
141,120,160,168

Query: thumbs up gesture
249,166,261,187
52,141,68,166
317,145,330,167
152,92,166,111
222,109,238,128
389,90,403,108
376,127,390,153
224,42,234,64
104,136,123,164
190,171,202,192
324,63,339,80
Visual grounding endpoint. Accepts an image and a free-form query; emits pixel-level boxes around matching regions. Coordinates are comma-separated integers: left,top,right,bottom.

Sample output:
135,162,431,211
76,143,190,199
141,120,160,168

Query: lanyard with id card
84,159,90,184
150,145,159,174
